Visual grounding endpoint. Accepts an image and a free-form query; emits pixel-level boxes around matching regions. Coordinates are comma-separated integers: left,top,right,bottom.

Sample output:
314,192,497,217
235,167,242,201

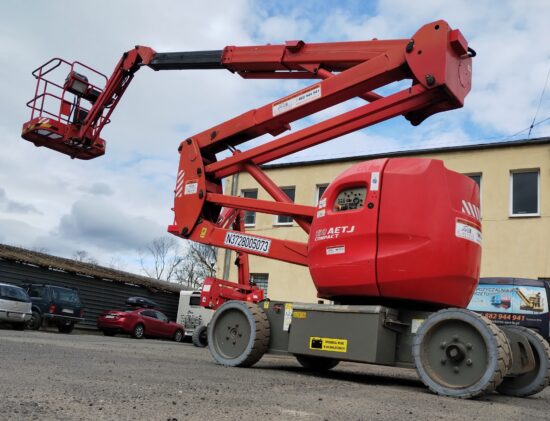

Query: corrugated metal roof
0,243,188,294
262,136,550,169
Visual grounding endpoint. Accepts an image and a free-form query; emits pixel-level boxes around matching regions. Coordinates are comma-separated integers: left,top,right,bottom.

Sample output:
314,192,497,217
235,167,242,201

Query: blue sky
0,0,548,272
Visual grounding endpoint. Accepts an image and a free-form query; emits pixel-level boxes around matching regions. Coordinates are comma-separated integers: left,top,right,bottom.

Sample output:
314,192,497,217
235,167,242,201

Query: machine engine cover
308,158,481,309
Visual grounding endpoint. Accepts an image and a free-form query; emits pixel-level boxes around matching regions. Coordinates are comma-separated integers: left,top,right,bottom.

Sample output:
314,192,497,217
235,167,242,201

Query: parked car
23,283,85,333
0,283,32,330
468,277,550,342
97,307,184,342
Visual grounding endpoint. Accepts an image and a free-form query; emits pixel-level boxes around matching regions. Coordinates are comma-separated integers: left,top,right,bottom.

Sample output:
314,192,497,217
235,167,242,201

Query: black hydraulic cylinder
148,50,224,70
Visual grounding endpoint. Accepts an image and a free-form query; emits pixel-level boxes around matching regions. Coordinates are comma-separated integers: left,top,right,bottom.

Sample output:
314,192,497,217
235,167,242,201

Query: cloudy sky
0,0,549,272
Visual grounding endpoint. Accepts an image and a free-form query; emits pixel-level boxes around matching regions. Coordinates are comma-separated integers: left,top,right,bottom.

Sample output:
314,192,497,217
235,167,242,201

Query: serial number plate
104,314,115,319
224,232,271,254
62,309,74,314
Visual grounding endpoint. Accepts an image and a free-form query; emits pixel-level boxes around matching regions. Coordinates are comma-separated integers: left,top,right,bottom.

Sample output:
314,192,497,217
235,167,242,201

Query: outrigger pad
21,117,105,160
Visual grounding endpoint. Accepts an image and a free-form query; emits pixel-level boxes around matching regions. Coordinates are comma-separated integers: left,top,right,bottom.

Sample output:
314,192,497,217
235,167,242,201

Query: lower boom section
206,301,550,399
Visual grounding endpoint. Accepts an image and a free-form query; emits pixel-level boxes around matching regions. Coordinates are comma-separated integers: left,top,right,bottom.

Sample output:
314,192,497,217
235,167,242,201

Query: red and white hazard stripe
461,200,481,221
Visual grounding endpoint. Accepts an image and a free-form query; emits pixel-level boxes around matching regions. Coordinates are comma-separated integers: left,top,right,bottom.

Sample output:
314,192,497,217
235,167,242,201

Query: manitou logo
461,200,481,221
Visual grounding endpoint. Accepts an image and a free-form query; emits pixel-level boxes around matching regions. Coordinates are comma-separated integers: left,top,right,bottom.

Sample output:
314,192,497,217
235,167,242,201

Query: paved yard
1,329,549,420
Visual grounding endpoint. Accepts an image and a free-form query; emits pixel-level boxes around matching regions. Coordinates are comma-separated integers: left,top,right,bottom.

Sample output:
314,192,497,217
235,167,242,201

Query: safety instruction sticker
184,181,198,195
309,337,348,353
455,220,482,245
283,303,293,331
273,85,321,116
326,245,345,255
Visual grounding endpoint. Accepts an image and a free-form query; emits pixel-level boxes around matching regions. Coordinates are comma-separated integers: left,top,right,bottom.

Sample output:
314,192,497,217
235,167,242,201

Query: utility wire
528,62,550,138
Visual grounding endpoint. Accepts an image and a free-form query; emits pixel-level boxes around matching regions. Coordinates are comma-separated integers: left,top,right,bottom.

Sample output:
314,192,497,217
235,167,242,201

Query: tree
139,237,184,281
72,250,98,265
175,243,217,289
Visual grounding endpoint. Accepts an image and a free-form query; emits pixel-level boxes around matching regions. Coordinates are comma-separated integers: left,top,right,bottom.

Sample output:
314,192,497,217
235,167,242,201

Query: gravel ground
1,328,549,421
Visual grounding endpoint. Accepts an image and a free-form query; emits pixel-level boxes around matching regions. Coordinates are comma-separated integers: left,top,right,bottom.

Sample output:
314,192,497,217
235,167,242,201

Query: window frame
509,169,540,218
315,183,329,205
241,189,258,227
274,186,296,226
250,273,269,297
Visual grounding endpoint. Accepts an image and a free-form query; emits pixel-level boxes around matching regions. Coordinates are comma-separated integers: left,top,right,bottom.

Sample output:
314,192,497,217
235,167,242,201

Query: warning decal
273,85,321,116
455,219,482,246
309,337,348,353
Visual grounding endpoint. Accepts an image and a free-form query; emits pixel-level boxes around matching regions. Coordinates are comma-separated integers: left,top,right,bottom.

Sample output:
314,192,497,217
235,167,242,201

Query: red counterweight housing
308,158,481,309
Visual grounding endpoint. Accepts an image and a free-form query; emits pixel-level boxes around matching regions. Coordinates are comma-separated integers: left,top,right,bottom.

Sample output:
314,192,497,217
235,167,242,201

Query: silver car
0,283,32,330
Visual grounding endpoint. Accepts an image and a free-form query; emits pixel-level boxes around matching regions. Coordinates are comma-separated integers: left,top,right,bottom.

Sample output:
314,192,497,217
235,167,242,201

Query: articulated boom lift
22,20,550,399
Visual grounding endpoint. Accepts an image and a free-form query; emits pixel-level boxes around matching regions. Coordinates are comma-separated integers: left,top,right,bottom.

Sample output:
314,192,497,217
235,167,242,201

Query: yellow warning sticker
293,311,307,319
263,301,269,310
199,227,208,238
309,337,348,353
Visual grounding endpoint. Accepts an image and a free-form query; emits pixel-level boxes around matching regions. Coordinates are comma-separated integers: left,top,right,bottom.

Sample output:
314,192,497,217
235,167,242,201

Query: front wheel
173,329,184,343
208,301,270,367
192,325,208,348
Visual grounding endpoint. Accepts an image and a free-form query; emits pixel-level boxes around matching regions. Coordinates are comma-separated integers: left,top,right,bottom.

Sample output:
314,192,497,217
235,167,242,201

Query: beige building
218,137,550,303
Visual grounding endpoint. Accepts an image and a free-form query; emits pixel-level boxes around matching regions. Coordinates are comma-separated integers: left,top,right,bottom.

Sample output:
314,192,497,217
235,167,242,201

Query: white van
176,290,213,346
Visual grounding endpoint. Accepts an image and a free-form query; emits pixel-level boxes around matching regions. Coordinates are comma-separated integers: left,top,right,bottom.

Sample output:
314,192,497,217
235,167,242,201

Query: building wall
218,142,550,303
0,259,180,329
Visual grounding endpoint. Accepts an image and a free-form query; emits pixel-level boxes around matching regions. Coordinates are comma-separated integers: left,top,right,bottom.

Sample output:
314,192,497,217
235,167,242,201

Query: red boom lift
22,20,550,398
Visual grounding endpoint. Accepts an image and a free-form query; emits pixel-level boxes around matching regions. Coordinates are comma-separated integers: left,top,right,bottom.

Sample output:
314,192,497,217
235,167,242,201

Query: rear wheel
413,308,511,399
173,329,184,343
208,301,270,367
497,326,550,397
296,355,340,371
25,311,42,330
133,323,145,339
57,321,75,334
192,325,208,348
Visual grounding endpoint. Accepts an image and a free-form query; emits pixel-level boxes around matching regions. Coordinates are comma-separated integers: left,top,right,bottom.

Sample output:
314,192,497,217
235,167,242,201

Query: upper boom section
21,20,473,160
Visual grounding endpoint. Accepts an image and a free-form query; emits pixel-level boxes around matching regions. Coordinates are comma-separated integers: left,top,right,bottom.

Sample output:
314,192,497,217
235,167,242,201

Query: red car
97,308,184,342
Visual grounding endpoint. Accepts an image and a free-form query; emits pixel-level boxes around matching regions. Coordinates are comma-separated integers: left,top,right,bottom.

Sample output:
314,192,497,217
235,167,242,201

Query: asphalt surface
1,329,550,421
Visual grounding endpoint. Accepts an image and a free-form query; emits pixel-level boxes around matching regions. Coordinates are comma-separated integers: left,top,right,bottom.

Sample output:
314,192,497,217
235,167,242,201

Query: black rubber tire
497,326,550,397
57,322,75,334
173,329,184,343
208,301,270,367
103,330,116,337
12,322,25,331
25,311,42,330
133,323,145,339
296,355,340,371
413,308,511,399
192,325,208,348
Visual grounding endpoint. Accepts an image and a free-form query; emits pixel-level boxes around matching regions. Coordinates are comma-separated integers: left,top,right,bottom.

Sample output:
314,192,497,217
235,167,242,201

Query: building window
251,273,269,297
316,184,328,205
465,173,482,214
241,189,258,226
468,174,481,187
510,170,540,217
275,186,295,225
